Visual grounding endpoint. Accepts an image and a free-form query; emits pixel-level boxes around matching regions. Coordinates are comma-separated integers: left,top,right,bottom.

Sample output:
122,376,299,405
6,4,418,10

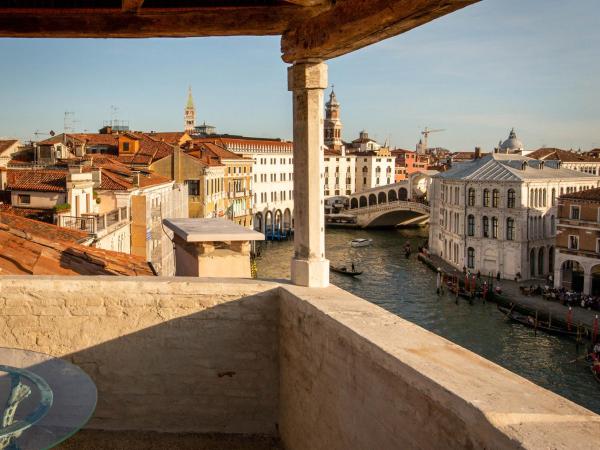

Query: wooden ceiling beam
0,4,328,38
281,0,480,62
122,0,145,13
283,0,331,6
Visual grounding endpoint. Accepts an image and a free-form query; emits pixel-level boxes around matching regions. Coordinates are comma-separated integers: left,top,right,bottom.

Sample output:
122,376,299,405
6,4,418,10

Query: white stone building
428,153,600,281
353,147,396,193
207,137,294,234
324,147,355,197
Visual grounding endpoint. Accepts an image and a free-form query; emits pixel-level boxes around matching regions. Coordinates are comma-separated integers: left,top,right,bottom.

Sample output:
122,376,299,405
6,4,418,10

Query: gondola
497,305,579,337
330,264,362,277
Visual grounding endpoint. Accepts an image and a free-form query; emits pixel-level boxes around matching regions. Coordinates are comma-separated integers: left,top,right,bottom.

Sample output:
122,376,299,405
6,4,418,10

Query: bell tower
184,86,196,134
324,86,343,151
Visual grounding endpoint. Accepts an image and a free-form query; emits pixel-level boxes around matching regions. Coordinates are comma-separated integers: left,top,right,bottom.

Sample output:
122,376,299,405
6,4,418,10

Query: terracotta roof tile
528,148,599,163
0,212,154,276
560,187,600,201
6,170,66,192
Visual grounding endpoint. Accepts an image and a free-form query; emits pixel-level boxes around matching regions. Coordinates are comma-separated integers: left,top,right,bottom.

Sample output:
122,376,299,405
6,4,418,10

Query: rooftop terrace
1,276,599,449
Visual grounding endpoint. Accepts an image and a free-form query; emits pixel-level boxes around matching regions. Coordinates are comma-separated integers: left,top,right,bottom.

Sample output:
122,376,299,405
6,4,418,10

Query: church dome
500,128,524,152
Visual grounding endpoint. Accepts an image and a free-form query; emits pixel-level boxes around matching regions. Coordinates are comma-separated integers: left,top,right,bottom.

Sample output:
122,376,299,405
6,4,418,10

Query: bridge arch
378,192,387,204
254,212,263,232
350,198,358,209
368,194,377,206
359,196,367,207
398,188,408,201
388,190,398,202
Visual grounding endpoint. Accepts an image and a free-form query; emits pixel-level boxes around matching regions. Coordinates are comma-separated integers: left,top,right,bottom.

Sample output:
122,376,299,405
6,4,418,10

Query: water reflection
256,227,600,414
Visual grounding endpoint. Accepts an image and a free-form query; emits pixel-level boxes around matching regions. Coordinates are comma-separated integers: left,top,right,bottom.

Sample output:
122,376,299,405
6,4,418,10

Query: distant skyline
0,0,598,151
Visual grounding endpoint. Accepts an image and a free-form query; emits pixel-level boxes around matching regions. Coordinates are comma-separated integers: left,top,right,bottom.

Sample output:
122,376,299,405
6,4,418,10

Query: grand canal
256,227,600,414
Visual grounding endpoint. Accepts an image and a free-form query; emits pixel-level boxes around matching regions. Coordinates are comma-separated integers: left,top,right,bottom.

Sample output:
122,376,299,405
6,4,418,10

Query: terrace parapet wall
1,276,599,449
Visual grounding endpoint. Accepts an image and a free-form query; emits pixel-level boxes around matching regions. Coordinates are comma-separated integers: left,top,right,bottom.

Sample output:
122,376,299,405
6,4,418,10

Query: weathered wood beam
284,0,331,6
281,0,481,62
0,5,327,38
122,0,145,13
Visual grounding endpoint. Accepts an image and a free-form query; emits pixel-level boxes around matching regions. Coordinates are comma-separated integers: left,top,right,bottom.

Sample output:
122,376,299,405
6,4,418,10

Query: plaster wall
278,284,600,450
0,277,280,435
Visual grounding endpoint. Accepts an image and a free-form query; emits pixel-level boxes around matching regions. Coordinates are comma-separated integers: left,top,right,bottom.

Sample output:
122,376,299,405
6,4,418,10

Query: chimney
92,167,102,185
0,169,6,190
474,147,481,159
132,171,140,187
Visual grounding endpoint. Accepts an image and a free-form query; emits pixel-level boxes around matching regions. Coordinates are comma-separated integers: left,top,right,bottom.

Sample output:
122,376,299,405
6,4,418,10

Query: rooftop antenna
64,111,76,133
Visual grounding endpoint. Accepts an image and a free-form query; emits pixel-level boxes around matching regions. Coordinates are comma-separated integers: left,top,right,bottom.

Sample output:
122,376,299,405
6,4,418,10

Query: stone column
288,60,329,287
584,271,592,295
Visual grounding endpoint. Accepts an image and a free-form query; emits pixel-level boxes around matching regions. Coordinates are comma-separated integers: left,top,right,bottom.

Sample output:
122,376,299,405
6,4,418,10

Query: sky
0,0,598,151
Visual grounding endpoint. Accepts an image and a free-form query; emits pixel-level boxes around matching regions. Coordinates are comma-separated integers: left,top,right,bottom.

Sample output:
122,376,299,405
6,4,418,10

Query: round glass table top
0,348,97,450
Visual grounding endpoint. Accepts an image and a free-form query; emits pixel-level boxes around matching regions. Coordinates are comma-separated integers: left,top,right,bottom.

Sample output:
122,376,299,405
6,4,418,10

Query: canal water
256,227,600,414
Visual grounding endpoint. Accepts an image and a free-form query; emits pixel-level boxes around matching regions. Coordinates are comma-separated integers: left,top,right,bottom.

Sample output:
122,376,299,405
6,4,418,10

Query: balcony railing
60,207,128,236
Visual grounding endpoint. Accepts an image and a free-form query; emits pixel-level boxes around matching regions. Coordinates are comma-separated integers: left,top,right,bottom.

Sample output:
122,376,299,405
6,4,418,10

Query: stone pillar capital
288,60,328,91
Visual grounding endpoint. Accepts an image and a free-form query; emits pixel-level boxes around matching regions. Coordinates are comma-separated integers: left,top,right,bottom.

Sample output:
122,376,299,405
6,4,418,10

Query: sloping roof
147,132,191,145
192,142,246,161
71,133,119,147
0,212,154,276
528,148,599,163
6,170,66,192
0,211,88,243
117,132,175,166
85,155,172,190
0,139,19,154
560,187,600,202
196,136,293,153
437,153,599,182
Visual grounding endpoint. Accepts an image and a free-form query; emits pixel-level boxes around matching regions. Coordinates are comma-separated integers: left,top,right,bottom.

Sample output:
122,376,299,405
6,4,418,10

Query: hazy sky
0,0,598,151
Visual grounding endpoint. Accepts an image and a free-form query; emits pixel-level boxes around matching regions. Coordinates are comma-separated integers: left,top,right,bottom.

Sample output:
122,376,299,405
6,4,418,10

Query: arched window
467,247,475,269
551,188,556,206
550,215,555,235
530,188,534,207
483,189,490,207
492,217,498,239
482,216,489,238
507,189,516,208
467,215,475,236
506,218,515,240
543,189,547,207
468,188,475,206
492,189,500,207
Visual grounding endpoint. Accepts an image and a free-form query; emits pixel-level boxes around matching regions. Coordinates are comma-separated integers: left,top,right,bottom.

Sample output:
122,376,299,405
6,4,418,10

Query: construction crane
420,127,445,154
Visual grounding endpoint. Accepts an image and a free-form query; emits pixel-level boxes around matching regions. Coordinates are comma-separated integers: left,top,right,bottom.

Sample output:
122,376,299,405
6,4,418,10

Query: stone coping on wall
279,283,600,449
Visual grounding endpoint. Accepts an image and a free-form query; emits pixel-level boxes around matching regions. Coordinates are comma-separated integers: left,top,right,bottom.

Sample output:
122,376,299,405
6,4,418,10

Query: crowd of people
522,285,600,311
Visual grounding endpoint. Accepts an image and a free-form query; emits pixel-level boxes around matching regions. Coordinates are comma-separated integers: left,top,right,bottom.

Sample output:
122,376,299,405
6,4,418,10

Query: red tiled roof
191,142,246,161
117,132,175,166
186,150,225,167
528,148,599,163
146,132,191,145
0,212,153,276
0,211,88,243
559,187,600,202
6,170,66,192
71,133,119,147
86,155,172,190
195,136,293,151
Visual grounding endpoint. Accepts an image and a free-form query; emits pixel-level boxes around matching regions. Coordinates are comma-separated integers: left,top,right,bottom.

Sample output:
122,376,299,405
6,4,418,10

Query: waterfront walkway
421,253,599,331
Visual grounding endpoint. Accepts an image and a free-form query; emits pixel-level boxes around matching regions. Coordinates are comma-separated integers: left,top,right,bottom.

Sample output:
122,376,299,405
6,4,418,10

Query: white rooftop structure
437,153,596,182
164,218,264,242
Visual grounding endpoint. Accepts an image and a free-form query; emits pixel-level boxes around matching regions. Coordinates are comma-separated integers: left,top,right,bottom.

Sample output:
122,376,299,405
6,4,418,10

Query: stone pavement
421,252,599,331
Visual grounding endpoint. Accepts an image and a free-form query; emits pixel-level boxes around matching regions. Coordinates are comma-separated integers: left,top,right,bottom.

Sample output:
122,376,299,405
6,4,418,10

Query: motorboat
350,238,372,248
